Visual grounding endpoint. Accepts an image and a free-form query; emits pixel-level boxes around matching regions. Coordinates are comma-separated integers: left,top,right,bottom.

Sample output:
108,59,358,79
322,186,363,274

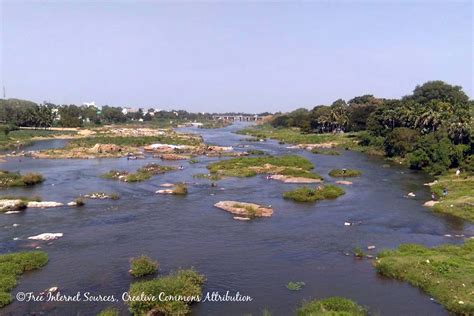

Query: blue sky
1,1,472,112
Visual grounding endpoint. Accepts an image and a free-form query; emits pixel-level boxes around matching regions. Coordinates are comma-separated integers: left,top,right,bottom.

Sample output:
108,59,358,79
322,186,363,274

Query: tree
405,80,469,106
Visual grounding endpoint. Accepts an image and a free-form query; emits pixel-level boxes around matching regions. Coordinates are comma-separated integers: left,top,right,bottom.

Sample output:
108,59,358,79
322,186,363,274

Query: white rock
27,201,64,208
407,192,416,197
233,216,251,221
28,233,63,241
156,189,173,194
344,222,351,226
367,245,376,250
67,202,77,206
12,223,19,227
5,211,21,214
423,200,439,207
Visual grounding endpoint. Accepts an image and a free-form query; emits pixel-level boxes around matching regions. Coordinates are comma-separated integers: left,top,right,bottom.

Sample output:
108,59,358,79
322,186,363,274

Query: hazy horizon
1,1,472,112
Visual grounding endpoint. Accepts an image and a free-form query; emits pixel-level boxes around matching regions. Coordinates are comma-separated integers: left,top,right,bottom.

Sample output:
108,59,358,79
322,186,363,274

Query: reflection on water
0,123,472,315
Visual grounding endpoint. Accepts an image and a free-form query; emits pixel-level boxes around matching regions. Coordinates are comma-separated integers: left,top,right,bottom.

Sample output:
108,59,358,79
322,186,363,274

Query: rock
90,143,122,153
336,180,353,185
344,222,352,226
159,183,175,187
424,180,438,186
423,200,439,207
444,234,452,237
67,201,77,206
207,145,233,152
156,189,173,194
367,245,376,250
13,237,20,240
27,201,64,208
12,223,19,227
28,233,63,241
269,174,323,183
0,199,25,212
214,201,273,218
233,216,251,221
40,287,59,295
5,211,21,214
407,192,416,197
83,192,118,199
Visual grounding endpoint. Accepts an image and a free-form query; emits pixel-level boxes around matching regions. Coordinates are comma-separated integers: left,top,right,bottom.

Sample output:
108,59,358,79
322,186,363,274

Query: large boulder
0,199,26,212
214,201,273,218
90,144,122,153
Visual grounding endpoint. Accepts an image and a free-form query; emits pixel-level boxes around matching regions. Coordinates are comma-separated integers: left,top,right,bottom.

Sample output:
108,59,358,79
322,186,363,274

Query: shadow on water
0,123,472,315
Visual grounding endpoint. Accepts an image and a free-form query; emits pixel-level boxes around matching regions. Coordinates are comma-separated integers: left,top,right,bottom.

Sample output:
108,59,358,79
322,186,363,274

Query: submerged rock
27,201,64,208
423,200,439,207
28,233,63,241
214,201,273,218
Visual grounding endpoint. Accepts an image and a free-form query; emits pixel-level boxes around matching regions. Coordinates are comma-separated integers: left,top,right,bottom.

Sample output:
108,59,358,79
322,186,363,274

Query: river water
1,123,472,316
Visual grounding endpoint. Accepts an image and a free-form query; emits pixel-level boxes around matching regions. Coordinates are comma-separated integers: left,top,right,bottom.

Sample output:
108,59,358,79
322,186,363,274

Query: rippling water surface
1,123,472,315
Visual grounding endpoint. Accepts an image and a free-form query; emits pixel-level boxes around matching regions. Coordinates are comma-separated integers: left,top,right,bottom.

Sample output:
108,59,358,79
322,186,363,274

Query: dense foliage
270,81,472,174
297,296,366,315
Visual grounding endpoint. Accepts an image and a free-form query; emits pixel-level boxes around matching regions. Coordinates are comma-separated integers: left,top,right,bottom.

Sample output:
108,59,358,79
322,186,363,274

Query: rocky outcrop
90,144,122,153
28,233,63,241
27,201,64,208
0,199,26,212
270,174,323,183
214,201,273,218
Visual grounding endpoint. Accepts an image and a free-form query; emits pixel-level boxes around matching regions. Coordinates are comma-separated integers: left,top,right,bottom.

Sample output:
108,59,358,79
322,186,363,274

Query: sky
0,1,472,113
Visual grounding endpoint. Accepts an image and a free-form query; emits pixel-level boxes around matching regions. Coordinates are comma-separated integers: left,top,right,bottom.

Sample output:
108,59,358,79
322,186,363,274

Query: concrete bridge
212,115,262,121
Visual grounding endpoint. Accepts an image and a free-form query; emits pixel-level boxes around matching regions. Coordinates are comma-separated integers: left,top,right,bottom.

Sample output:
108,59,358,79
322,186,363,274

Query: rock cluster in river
214,201,273,219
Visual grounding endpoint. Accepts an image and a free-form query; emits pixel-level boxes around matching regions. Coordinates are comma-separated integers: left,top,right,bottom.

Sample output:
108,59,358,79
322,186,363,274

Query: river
1,123,472,315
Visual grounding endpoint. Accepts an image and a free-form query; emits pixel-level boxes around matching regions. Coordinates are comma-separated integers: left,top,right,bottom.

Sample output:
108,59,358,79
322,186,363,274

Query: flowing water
1,124,472,316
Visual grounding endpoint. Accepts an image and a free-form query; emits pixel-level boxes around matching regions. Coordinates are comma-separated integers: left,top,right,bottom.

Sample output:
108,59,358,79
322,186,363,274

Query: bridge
212,114,262,121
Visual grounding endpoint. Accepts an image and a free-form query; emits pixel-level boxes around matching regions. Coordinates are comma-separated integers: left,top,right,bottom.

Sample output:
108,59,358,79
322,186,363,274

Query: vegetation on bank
0,126,77,150
127,269,205,315
328,169,362,177
0,170,44,188
0,251,48,307
265,81,472,175
193,173,222,181
237,124,353,146
102,164,175,182
130,255,159,277
375,239,474,314
283,185,345,202
207,155,319,179
297,297,366,316
246,149,266,155
430,173,474,222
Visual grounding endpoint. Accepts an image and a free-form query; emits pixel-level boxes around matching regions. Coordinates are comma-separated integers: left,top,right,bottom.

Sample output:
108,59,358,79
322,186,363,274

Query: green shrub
297,297,366,315
286,281,305,291
130,256,158,277
384,127,420,157
172,183,188,195
96,307,119,316
127,269,205,315
0,171,44,188
328,169,362,177
283,185,345,202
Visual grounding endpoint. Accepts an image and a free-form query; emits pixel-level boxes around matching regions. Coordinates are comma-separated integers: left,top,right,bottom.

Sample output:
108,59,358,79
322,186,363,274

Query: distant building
83,101,96,107
122,107,140,115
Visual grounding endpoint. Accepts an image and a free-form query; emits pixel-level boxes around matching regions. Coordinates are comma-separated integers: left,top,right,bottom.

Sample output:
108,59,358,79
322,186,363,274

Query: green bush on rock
283,185,345,202
328,169,362,177
297,296,366,315
130,255,158,277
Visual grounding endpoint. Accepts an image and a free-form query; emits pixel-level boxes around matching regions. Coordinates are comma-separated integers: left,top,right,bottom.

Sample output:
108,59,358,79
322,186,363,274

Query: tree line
0,100,215,129
270,81,473,174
